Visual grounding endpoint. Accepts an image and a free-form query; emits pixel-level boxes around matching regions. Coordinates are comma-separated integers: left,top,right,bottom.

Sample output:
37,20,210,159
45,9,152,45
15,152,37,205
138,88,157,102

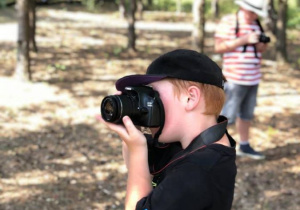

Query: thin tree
146,0,152,9
192,0,206,53
119,0,126,19
137,0,143,20
176,0,181,14
29,0,38,52
266,0,277,35
276,0,288,63
128,0,137,50
15,0,31,81
211,0,219,19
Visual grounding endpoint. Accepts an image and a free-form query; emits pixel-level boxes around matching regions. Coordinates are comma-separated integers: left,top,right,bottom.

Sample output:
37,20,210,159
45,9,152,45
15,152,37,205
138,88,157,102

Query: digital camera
259,34,271,43
101,86,164,127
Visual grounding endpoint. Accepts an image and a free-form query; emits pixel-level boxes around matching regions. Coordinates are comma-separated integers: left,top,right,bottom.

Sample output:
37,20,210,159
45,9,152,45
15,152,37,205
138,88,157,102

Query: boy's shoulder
171,144,236,172
219,13,237,24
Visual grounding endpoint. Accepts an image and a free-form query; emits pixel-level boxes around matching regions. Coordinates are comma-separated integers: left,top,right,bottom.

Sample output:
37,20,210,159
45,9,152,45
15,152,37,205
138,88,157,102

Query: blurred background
0,0,299,209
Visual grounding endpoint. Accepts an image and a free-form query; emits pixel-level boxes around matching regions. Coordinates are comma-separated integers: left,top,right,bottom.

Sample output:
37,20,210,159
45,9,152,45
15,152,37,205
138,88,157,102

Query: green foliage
0,0,6,8
147,0,299,29
149,0,239,14
205,0,238,19
287,7,300,29
181,2,192,12
82,0,97,11
113,46,123,56
267,126,278,138
152,0,177,11
54,63,67,71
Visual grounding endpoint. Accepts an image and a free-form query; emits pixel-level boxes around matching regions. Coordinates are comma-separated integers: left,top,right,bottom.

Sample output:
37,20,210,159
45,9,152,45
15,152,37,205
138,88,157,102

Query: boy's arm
124,143,152,210
215,31,260,53
100,116,152,210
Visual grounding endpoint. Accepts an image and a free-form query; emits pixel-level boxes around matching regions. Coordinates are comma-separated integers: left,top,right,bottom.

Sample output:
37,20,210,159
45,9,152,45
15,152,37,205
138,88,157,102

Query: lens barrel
101,95,138,124
101,96,120,122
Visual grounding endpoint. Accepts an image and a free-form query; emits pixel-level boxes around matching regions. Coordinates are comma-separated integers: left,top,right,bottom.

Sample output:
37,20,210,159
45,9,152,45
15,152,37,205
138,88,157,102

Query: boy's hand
119,116,147,151
242,31,259,44
97,115,147,151
97,115,152,208
255,42,268,52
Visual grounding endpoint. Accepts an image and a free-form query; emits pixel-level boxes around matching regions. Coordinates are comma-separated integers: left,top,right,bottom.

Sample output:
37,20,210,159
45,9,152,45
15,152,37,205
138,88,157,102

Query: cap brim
235,1,267,17
116,75,167,91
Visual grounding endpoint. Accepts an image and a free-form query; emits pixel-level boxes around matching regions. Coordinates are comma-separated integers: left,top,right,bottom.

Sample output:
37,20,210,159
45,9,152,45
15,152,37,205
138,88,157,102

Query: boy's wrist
127,144,148,157
237,36,248,46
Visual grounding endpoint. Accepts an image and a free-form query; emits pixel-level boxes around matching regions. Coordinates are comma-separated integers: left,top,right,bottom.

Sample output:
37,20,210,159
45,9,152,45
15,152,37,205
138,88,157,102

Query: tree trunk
276,0,287,63
29,0,38,52
85,0,96,11
176,0,181,15
211,0,219,19
128,0,137,50
147,0,152,8
119,0,126,19
265,0,277,35
137,0,143,20
192,0,205,53
15,0,31,81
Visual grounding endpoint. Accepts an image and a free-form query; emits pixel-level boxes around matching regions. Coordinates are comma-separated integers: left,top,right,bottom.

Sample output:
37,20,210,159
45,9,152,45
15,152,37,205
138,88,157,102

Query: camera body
101,86,164,127
259,34,271,43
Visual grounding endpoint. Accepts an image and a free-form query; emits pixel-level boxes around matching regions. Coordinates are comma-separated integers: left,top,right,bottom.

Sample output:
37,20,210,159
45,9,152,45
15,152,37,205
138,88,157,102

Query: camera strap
150,115,228,176
235,10,264,58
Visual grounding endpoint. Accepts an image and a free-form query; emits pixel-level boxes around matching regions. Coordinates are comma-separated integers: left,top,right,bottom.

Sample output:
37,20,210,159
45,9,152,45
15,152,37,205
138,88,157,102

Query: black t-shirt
136,134,236,210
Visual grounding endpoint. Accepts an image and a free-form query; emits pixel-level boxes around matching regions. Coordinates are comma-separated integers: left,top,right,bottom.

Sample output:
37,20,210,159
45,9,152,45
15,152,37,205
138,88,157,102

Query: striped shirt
215,13,263,85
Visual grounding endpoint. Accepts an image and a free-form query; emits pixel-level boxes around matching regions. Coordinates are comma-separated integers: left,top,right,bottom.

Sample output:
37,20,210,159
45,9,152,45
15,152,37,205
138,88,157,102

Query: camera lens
101,95,139,124
102,97,118,121
101,96,121,122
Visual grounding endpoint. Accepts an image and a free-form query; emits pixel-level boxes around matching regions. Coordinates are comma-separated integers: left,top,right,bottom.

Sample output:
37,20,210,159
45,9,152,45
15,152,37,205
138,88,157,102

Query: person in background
214,0,269,159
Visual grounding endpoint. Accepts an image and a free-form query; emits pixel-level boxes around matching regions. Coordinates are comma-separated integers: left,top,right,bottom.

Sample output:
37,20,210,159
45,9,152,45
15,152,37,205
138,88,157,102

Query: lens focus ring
101,97,119,122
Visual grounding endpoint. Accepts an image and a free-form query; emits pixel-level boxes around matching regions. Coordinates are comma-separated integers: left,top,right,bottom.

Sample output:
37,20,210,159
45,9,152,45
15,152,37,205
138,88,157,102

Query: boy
214,0,268,159
100,49,236,210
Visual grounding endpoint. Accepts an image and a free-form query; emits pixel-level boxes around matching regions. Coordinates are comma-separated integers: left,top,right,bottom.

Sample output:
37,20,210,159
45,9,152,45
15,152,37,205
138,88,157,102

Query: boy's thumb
122,116,135,134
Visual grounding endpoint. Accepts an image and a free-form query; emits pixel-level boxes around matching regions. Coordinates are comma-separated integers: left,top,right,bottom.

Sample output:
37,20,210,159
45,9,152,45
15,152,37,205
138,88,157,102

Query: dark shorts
221,82,258,124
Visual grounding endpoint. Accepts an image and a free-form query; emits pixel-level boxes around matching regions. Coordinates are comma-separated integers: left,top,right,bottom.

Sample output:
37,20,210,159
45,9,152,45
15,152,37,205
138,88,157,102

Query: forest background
0,0,299,209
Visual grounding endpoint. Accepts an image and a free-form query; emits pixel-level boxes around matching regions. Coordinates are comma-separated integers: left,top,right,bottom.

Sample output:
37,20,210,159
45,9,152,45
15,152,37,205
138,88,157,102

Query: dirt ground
0,4,300,210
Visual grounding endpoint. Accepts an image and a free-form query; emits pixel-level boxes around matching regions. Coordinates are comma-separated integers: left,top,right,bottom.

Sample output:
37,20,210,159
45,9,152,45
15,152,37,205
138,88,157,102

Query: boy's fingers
122,116,145,140
95,114,103,122
98,115,130,140
122,116,137,136
97,114,141,142
108,124,130,140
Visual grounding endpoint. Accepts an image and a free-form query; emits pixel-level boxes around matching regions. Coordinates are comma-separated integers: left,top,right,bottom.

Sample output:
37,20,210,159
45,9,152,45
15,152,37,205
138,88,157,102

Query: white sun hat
235,0,268,17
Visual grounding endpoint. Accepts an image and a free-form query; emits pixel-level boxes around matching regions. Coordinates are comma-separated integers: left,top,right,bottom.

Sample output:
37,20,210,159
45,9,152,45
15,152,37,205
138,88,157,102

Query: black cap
116,49,224,91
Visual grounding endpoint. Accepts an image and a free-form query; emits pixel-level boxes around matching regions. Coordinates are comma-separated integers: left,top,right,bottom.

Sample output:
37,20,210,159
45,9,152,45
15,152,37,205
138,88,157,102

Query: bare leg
236,117,250,142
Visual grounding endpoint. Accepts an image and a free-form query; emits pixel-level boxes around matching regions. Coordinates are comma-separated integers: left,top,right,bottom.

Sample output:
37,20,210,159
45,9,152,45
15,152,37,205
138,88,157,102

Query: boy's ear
185,86,201,111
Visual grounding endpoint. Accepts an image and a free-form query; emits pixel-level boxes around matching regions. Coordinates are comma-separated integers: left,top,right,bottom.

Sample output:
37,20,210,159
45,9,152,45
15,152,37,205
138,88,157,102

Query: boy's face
149,80,185,143
241,8,258,22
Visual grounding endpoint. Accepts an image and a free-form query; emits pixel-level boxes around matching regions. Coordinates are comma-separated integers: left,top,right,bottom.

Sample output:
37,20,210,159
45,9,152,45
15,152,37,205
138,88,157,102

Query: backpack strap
255,18,265,33
235,10,263,58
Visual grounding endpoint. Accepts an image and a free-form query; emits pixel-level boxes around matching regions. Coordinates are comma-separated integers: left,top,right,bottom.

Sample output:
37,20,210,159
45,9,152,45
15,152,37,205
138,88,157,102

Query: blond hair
166,78,225,117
